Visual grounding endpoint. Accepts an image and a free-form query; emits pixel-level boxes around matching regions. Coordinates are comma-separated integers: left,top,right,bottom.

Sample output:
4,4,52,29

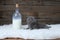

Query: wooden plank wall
0,0,60,25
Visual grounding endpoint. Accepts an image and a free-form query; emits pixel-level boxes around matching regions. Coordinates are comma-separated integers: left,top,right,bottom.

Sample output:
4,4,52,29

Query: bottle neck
15,8,19,13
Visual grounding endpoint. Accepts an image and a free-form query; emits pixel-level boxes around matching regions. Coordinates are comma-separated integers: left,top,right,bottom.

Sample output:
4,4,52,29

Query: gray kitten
27,16,50,30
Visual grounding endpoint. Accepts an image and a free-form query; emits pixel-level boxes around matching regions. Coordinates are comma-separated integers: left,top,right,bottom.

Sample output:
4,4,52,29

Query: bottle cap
16,4,19,8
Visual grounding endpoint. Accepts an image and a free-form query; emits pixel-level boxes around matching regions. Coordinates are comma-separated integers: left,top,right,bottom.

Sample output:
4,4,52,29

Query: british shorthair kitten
27,16,50,30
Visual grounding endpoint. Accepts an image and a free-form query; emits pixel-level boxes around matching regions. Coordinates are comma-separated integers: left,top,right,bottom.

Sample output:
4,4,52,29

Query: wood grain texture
0,0,60,25
1,38,60,40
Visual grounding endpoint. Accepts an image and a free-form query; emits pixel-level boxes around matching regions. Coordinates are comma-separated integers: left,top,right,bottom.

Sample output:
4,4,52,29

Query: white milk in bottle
12,4,22,29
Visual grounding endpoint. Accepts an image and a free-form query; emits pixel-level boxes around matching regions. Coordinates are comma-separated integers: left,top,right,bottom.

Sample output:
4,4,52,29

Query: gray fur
27,16,50,30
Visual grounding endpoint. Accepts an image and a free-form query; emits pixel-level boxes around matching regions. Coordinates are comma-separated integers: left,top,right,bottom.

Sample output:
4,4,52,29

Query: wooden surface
1,38,60,40
0,0,60,25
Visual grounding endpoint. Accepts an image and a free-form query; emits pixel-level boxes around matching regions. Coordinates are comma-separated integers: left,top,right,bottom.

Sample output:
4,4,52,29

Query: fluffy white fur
0,24,60,39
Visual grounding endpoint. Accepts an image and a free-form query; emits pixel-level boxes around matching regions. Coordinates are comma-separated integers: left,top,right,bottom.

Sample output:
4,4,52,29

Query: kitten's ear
26,16,31,18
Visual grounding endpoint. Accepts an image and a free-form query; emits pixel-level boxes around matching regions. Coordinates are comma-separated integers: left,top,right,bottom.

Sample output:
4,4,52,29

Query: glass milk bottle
12,4,22,29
